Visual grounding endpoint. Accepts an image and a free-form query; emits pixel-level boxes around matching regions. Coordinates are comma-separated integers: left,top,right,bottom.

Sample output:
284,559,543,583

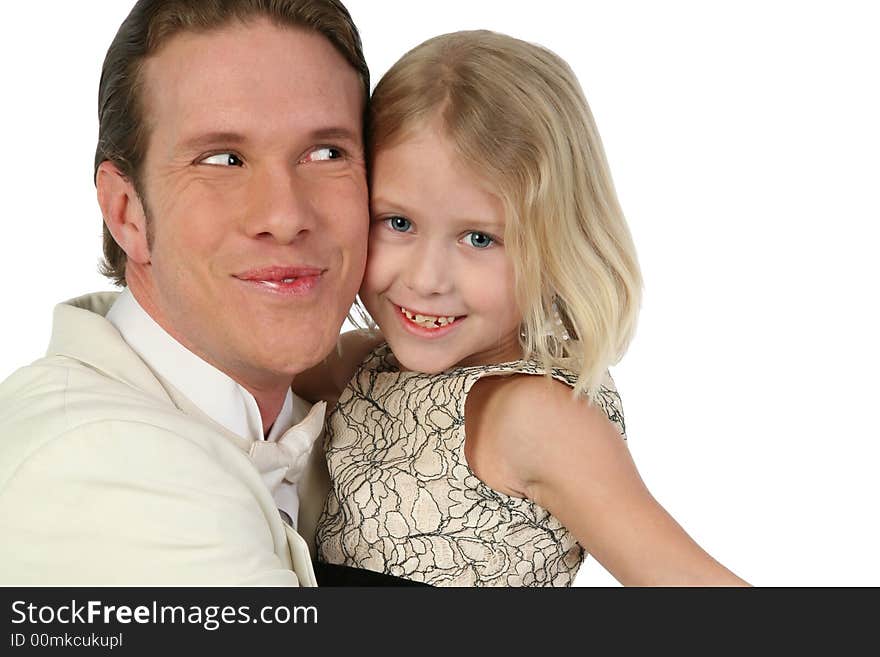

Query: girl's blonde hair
367,30,642,400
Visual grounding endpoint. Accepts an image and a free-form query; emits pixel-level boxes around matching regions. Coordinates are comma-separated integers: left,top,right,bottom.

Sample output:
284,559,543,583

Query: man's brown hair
96,0,369,286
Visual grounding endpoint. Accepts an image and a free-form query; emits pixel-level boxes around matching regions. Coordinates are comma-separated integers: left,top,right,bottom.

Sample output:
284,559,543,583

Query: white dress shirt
106,288,313,525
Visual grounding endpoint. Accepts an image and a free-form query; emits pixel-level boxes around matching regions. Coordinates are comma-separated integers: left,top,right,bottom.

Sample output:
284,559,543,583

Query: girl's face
361,120,523,373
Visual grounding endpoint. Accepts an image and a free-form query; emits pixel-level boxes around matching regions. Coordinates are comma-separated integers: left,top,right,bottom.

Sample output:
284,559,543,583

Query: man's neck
251,389,287,436
116,283,291,439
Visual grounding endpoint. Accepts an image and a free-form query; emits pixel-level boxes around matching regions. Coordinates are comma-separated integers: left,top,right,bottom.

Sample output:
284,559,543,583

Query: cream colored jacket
0,293,327,585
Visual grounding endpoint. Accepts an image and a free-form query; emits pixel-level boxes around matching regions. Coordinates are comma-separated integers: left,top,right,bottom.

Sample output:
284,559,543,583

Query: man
0,0,369,585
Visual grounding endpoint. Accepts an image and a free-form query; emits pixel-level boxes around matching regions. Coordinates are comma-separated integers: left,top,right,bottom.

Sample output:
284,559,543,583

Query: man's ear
96,161,151,265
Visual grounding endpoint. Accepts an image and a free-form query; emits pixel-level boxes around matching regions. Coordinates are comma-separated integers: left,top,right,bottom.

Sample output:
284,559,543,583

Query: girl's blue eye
386,216,412,232
466,232,494,249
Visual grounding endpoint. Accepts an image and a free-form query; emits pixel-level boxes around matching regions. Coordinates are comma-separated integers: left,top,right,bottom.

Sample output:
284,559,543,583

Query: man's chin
263,330,342,374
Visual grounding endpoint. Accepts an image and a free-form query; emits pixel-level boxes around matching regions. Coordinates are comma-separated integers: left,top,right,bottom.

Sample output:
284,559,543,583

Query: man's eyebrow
309,126,362,144
178,128,361,152
179,132,248,152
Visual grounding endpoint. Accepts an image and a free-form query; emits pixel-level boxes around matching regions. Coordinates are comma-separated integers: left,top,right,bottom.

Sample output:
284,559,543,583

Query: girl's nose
403,241,454,297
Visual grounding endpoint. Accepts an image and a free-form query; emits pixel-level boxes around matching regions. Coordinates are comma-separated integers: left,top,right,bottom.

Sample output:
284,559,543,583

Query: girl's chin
387,346,459,374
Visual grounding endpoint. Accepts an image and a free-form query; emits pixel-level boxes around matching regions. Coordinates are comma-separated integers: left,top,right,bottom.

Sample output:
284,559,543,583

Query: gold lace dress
315,344,626,586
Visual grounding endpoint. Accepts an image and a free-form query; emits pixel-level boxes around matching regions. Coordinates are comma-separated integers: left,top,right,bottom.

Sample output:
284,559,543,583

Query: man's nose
403,240,454,297
244,166,315,244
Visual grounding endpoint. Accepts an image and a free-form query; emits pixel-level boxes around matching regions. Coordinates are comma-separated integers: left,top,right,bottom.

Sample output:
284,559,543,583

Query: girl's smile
392,303,465,339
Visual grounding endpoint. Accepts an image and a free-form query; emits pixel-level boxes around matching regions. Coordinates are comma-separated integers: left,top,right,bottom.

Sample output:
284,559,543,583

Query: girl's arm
292,329,383,404
465,374,749,586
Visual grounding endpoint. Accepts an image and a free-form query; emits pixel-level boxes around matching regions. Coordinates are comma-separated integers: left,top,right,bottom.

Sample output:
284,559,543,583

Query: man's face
131,19,367,392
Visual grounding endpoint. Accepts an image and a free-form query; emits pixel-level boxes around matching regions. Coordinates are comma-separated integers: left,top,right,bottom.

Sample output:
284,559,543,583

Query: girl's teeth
401,307,457,329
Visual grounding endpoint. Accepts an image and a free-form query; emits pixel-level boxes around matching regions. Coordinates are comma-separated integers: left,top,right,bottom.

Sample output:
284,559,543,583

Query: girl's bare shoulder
465,372,622,496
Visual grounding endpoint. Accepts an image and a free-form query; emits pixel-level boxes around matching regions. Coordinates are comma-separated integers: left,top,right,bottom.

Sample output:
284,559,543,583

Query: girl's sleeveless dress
315,344,626,586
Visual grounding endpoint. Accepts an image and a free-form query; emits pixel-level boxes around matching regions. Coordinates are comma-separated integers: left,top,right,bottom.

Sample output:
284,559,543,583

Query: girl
296,30,748,586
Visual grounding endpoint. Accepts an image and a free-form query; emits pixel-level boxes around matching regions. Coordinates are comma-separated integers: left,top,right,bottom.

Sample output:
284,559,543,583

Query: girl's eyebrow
371,197,504,231
372,202,504,233
370,196,417,216
446,217,505,233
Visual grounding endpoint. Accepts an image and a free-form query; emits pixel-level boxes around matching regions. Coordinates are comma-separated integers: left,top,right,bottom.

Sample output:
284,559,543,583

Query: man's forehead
145,17,322,66
142,19,353,94
138,19,363,148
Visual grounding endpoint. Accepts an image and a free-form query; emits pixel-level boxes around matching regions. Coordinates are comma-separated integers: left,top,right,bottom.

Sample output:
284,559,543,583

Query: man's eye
464,232,494,249
199,153,244,167
385,216,412,232
304,147,344,162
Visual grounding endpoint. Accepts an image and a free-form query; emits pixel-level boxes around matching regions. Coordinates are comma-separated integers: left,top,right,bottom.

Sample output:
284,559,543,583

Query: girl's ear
96,161,151,265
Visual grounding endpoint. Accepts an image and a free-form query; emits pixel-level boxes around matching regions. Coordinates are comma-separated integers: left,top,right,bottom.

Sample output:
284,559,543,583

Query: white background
1,1,878,586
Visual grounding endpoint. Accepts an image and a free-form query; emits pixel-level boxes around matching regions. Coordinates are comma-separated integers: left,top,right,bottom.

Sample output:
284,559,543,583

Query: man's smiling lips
233,266,325,296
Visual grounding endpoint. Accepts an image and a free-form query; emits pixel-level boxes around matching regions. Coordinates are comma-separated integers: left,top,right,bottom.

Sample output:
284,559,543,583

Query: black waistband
314,561,431,587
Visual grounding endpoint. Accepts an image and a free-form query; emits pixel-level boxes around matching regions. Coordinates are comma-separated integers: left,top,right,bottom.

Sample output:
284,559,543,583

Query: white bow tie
248,401,326,493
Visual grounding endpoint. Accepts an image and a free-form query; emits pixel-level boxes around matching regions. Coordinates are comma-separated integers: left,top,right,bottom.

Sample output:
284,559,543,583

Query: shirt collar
105,288,296,442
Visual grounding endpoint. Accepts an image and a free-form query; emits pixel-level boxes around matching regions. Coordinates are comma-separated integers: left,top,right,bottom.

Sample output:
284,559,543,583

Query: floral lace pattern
316,345,626,586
